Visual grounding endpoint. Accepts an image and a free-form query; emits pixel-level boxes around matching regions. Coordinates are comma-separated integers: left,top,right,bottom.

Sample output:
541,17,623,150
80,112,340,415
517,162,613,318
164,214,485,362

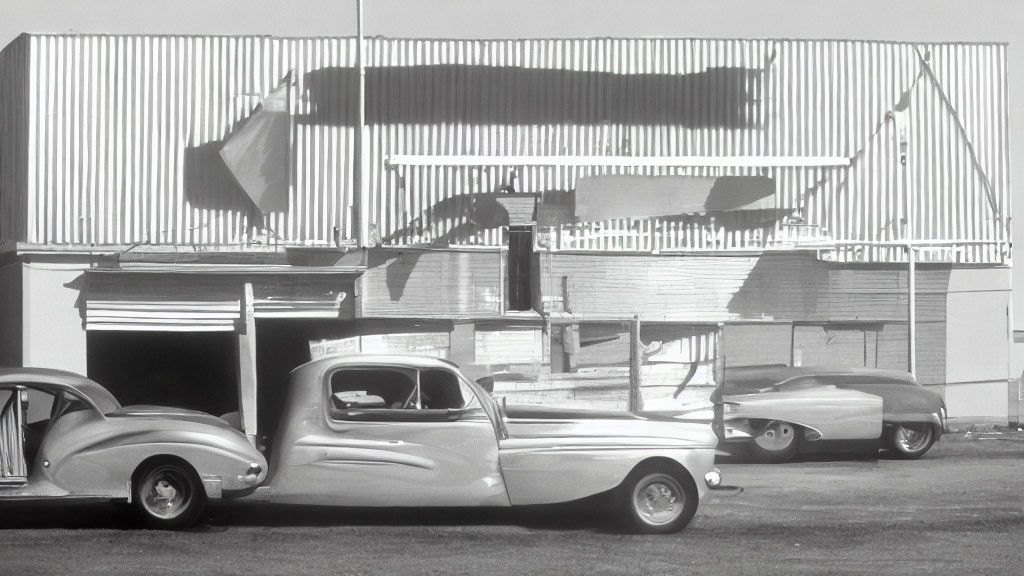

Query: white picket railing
533,218,1009,264
535,217,812,253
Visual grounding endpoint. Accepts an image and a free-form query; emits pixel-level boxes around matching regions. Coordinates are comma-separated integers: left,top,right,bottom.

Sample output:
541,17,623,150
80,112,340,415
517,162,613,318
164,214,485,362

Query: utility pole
354,0,369,247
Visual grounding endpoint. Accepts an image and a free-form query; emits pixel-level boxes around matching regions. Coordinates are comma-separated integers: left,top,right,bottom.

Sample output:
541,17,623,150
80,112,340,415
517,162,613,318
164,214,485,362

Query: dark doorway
507,226,533,312
87,331,238,416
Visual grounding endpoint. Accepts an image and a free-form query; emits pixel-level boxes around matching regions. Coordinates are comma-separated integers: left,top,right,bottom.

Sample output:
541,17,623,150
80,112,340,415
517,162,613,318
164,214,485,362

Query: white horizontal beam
387,154,851,168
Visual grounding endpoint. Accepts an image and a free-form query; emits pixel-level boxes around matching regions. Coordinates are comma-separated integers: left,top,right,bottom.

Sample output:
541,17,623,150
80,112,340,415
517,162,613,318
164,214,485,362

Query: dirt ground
1,438,1022,576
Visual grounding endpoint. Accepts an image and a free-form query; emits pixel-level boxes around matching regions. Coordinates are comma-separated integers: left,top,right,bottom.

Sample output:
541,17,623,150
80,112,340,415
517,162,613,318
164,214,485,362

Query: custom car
251,354,730,534
0,368,267,529
711,365,947,463
1,356,732,534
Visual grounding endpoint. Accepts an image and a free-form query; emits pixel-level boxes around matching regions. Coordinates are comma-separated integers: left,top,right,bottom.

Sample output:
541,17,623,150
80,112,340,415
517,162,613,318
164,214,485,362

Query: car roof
291,353,462,376
724,365,916,384
0,367,122,414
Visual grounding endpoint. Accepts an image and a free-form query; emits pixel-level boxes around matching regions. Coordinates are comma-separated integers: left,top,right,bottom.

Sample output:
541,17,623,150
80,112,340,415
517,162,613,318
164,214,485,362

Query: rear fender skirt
724,418,823,442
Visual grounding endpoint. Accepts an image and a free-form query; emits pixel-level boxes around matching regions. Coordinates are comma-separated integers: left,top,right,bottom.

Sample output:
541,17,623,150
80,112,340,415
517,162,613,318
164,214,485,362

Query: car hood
108,405,238,431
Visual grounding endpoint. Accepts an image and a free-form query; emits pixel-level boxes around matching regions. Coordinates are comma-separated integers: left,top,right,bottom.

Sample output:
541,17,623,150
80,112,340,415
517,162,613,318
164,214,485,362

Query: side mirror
476,376,495,395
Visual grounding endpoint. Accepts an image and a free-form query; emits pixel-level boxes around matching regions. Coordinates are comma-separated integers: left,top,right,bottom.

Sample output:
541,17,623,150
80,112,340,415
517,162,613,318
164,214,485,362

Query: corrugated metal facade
0,35,1010,263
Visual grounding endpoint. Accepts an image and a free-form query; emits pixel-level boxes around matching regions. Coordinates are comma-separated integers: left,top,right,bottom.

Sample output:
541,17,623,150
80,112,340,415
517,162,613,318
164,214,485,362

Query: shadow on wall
363,250,423,303
726,253,829,320
183,137,264,222
299,65,765,128
387,193,510,245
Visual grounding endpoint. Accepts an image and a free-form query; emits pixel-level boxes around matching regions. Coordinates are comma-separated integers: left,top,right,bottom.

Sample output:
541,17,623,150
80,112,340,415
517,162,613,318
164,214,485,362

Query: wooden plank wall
360,249,503,318
540,252,951,323
722,323,792,367
474,326,543,365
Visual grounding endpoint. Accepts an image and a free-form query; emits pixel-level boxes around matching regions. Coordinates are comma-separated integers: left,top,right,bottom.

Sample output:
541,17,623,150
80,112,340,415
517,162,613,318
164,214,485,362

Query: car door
270,365,510,507
0,387,28,484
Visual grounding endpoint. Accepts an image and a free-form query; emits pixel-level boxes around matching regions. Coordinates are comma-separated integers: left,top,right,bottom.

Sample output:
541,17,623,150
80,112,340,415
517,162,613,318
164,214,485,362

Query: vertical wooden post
907,245,916,376
712,324,726,440
236,283,259,446
628,314,642,413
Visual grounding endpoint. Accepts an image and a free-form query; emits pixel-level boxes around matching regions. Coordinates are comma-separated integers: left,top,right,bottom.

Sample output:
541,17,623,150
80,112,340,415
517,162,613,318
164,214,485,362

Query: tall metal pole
896,108,916,377
355,0,368,246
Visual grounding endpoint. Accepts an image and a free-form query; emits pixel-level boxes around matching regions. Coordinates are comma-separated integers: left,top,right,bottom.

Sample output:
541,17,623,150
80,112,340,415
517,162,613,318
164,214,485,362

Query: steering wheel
401,387,419,409
400,388,431,409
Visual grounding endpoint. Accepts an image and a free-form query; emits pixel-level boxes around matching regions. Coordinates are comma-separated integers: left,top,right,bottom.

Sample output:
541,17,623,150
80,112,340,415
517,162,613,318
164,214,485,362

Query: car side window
419,369,480,410
329,368,417,414
23,388,56,425
326,367,483,421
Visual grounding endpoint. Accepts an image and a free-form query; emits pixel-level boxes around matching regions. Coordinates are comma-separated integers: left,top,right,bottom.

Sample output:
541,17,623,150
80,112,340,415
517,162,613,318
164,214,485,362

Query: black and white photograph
0,1,1021,574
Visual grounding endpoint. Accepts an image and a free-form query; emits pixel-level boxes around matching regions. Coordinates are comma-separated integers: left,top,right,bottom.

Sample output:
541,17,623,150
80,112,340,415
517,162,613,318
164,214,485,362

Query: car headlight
704,468,722,488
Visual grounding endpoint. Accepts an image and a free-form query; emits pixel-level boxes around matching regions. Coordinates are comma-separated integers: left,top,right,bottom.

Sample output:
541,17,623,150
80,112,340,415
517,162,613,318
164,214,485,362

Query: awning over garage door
84,265,362,331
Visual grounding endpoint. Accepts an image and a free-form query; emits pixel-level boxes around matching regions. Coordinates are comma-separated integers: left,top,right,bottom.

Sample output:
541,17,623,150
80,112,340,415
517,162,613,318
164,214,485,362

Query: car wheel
617,463,698,534
132,459,206,530
749,420,799,464
889,424,936,459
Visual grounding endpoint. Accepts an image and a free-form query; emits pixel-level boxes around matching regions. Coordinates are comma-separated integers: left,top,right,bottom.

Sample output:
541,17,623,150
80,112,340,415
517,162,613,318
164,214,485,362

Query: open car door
0,388,28,484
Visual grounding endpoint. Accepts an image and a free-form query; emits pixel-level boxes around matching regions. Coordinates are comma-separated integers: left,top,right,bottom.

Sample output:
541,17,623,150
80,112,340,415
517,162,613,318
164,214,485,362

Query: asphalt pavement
0,436,1022,576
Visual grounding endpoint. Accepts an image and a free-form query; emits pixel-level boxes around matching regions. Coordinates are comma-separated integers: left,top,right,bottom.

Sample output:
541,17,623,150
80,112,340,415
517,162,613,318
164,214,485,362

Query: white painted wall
945,267,1011,424
22,263,88,373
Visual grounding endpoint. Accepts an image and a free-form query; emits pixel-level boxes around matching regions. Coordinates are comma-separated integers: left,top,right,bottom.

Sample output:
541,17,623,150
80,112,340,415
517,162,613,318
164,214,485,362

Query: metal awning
83,266,360,331
574,175,776,221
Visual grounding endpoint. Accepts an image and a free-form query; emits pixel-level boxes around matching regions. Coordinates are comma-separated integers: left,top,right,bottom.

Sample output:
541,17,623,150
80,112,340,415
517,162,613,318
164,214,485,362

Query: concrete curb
942,427,1024,442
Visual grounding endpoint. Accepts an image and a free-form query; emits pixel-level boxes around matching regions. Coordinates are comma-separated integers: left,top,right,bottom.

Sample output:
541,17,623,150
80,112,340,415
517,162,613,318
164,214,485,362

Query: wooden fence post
629,314,642,412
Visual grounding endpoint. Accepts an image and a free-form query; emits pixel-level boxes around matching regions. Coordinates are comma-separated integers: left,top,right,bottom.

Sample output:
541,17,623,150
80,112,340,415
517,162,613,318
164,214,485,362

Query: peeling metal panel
10,36,1010,263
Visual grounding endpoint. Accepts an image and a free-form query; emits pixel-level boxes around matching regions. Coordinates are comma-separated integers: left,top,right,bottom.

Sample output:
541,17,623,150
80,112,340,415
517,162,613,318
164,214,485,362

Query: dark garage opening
87,331,238,416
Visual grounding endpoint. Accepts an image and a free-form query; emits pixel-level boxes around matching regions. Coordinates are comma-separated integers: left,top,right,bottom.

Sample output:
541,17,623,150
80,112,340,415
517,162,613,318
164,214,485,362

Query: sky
2,0,1023,318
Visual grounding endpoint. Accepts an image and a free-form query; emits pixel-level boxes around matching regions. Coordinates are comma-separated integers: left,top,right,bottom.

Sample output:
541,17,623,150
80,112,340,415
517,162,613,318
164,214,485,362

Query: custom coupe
714,366,947,463
0,368,267,529
1,356,731,533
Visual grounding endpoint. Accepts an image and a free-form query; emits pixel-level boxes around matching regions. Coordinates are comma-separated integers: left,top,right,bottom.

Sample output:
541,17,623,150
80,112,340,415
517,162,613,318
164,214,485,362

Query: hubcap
895,425,932,453
754,421,795,452
141,466,192,519
632,473,684,526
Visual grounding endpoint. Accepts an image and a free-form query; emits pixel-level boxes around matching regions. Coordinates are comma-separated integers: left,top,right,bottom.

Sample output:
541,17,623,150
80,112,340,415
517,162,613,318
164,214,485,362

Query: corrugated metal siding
8,36,1010,263
0,35,30,243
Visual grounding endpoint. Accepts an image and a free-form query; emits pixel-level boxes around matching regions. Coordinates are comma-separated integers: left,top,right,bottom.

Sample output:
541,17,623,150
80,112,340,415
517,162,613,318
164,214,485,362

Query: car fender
723,386,884,441
38,411,266,499
498,418,717,506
